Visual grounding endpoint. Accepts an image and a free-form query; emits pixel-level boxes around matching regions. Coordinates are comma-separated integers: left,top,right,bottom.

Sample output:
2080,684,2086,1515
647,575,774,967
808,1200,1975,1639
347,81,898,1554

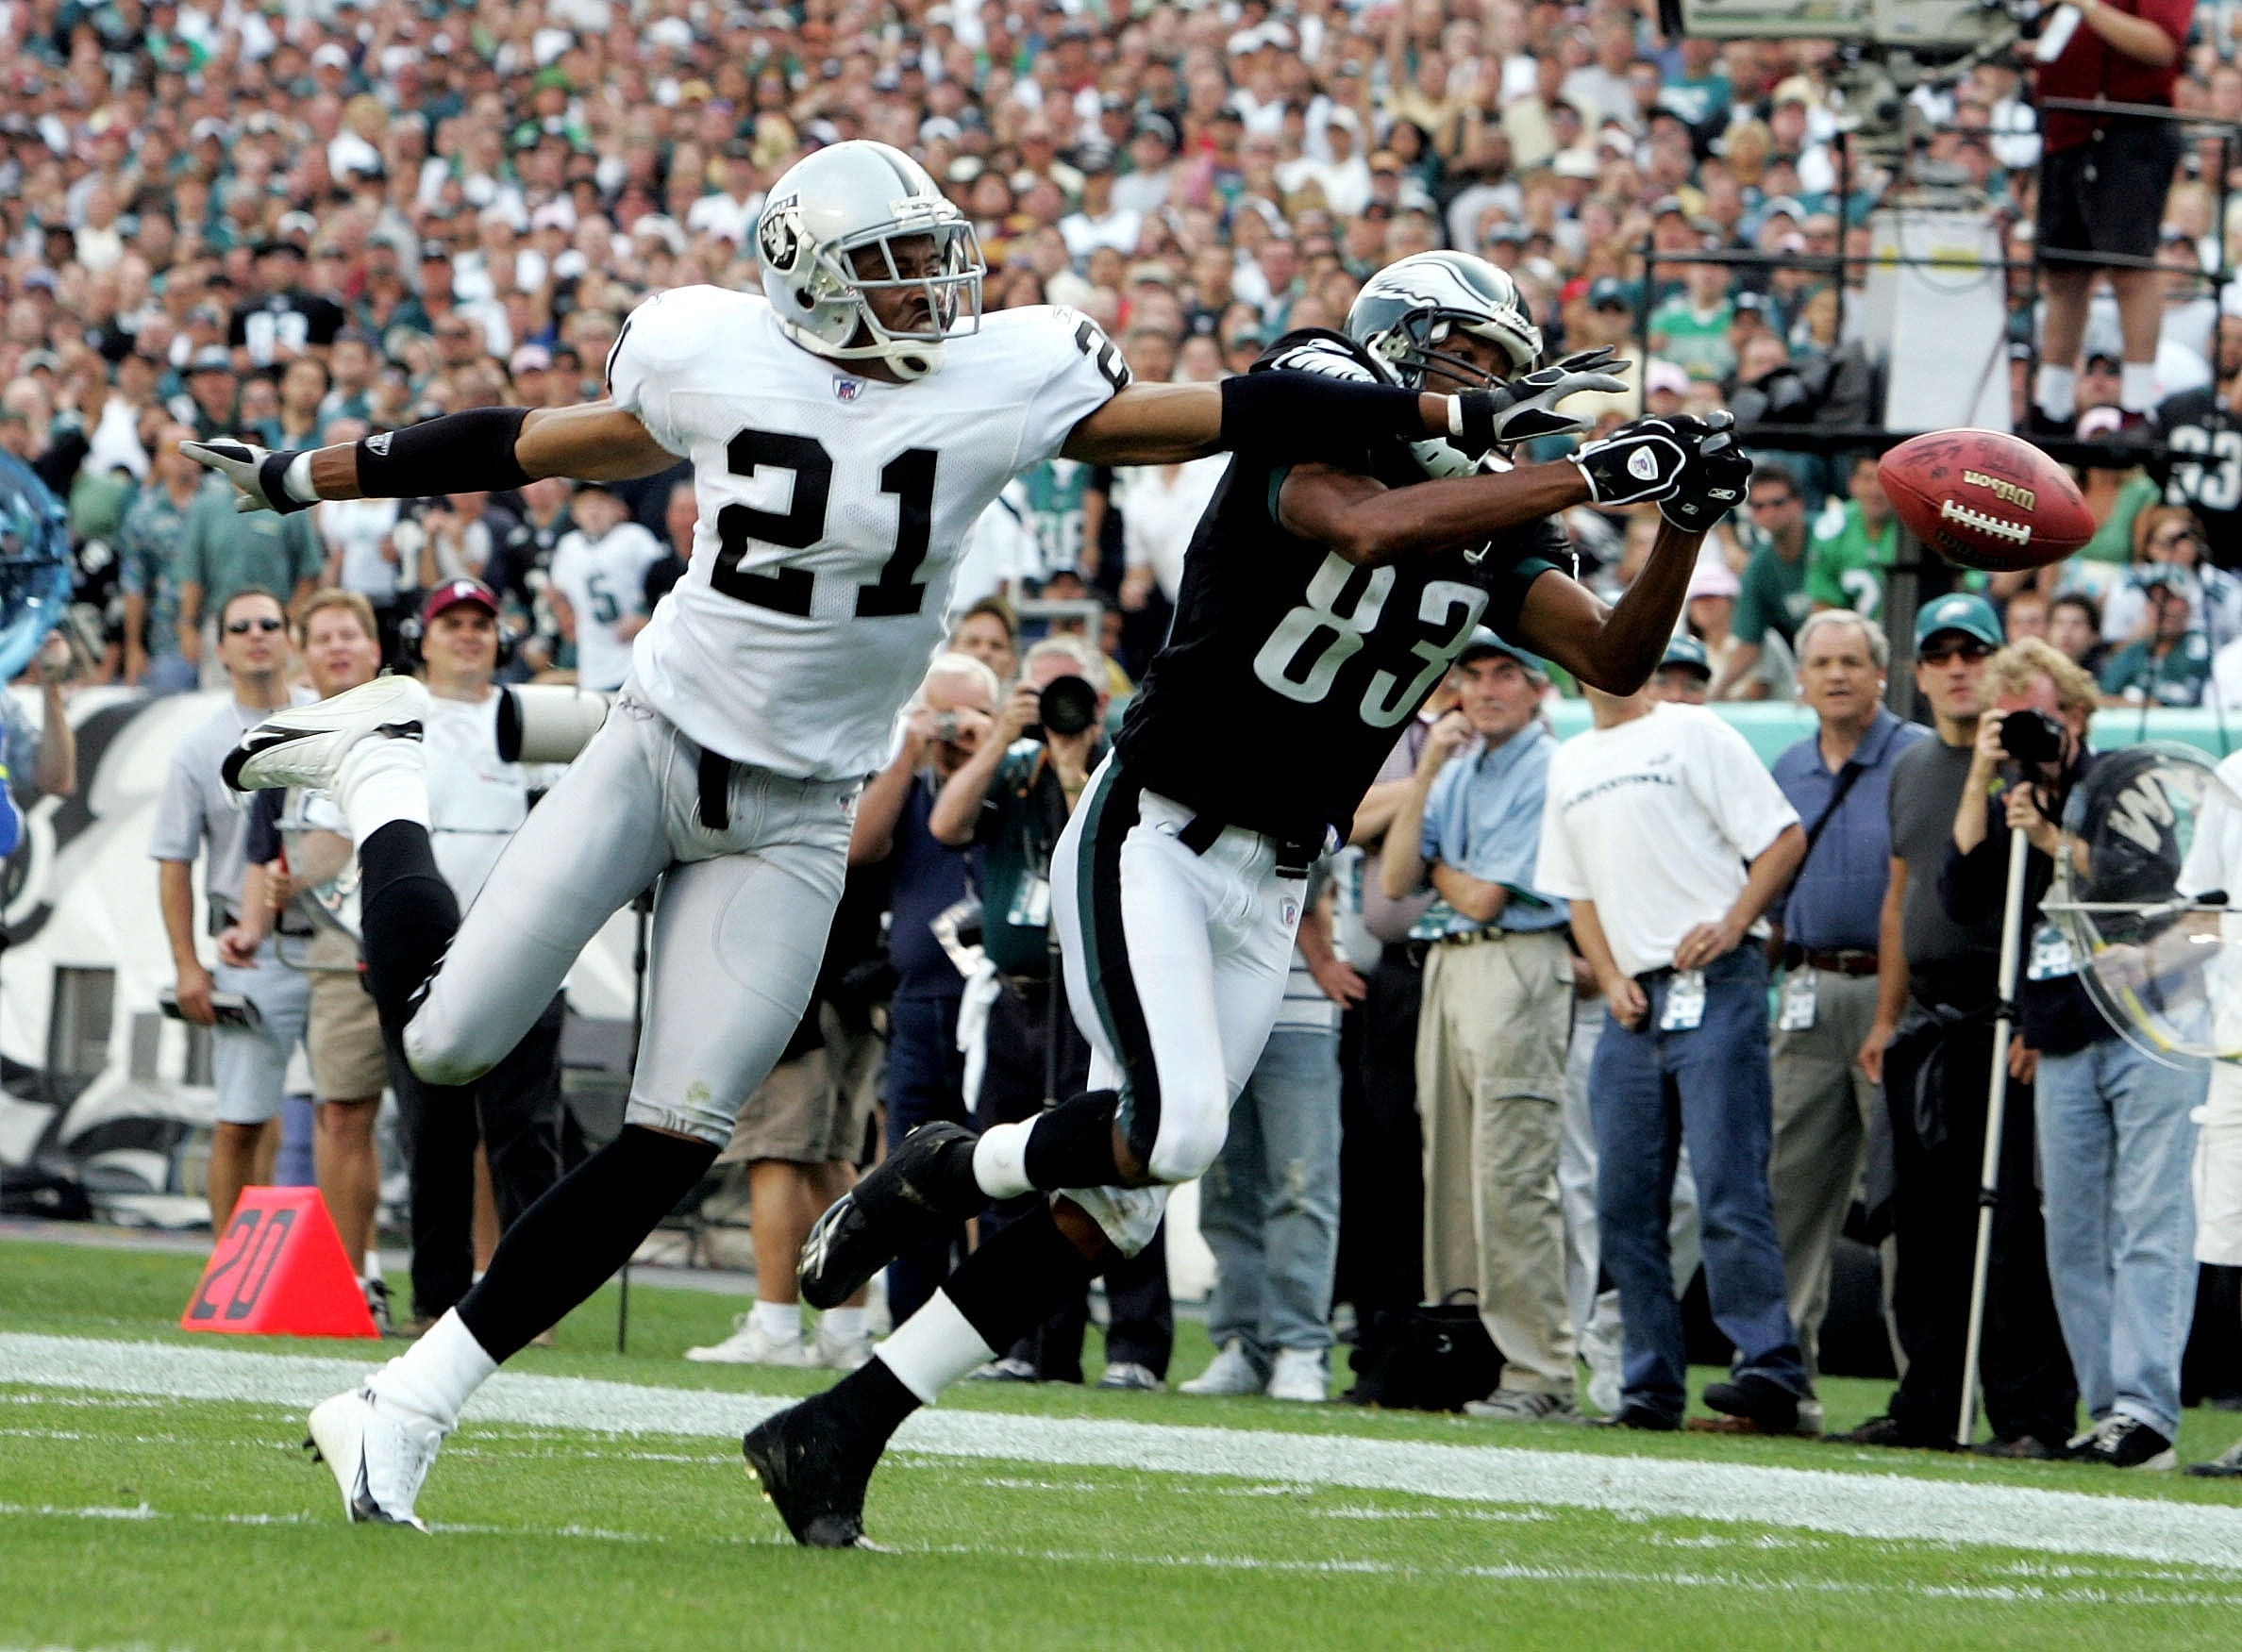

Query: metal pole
1955,826,2033,1447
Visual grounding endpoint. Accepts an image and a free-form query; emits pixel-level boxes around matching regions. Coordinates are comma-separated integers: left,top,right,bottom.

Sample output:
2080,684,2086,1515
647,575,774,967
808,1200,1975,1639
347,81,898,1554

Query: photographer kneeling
1943,640,2203,1470
929,637,1172,1388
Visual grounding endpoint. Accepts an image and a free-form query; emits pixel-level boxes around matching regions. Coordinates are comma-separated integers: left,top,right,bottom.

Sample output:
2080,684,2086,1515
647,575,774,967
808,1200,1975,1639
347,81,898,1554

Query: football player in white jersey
183,142,1669,1535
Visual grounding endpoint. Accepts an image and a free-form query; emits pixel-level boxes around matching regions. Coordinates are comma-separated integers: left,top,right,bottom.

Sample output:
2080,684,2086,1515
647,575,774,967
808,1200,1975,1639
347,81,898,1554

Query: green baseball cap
1456,626,1548,680
1914,592,2002,651
1659,634,1712,677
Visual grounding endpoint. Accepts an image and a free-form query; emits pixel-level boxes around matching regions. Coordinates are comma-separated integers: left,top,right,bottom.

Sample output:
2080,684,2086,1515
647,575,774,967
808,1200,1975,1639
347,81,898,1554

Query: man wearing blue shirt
1767,609,1925,1406
1381,631,1577,1422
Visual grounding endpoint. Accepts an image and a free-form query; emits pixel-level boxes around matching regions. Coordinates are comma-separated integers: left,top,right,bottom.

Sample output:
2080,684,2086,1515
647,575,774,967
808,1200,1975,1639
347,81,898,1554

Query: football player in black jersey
2159,311,2242,569
748,252,1750,1547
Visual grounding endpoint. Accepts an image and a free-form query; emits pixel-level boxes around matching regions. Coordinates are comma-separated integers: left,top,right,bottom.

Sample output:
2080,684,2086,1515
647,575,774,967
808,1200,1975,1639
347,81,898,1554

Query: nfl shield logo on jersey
1281,896,1301,928
833,378,863,402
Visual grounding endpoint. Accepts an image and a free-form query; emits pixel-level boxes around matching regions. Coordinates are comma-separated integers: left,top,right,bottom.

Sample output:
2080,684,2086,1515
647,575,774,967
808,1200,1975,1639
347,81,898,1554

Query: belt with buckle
1432,926,1516,948
1802,949,1879,977
1176,811,1322,877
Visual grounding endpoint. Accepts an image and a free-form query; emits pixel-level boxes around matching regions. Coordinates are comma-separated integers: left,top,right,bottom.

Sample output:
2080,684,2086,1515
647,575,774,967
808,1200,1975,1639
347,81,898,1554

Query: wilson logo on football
1962,470,2036,511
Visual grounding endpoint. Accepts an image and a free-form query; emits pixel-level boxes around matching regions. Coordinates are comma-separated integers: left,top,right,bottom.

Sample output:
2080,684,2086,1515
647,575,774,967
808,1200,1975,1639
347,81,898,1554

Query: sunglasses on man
226,615,285,635
1917,638,1992,666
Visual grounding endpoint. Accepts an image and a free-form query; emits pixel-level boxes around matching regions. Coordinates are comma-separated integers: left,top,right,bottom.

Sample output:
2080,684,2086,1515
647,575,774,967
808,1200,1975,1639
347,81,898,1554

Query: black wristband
355,406,532,499
256,450,315,514
1220,371,1428,461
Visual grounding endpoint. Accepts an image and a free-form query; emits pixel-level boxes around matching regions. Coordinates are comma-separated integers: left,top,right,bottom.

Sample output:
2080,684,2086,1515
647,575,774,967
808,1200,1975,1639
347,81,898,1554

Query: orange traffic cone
180,1187,378,1338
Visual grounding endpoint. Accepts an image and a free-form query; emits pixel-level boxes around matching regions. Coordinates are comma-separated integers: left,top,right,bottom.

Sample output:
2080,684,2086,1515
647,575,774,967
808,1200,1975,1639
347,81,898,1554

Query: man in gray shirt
149,586,314,1235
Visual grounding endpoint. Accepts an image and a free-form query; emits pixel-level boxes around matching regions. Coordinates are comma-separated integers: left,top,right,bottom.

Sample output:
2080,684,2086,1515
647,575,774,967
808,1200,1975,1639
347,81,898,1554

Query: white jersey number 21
710,427,938,618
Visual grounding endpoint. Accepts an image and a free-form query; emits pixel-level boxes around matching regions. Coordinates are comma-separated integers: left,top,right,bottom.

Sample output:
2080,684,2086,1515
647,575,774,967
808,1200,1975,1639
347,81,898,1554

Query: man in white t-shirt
395,577,569,1328
545,481,663,691
1535,683,1808,1433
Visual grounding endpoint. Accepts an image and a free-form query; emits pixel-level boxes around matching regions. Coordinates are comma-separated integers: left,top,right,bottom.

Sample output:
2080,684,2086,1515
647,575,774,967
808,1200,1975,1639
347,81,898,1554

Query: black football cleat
799,1121,982,1310
743,1397,884,1549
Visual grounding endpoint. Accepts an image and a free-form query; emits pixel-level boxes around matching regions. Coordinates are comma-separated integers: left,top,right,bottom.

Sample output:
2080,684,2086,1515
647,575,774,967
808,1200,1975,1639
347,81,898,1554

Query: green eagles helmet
1345,251,1543,392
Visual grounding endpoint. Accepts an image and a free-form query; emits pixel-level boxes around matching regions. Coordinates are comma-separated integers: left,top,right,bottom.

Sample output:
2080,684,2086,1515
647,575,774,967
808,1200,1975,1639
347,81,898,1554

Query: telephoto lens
1034,674,1100,740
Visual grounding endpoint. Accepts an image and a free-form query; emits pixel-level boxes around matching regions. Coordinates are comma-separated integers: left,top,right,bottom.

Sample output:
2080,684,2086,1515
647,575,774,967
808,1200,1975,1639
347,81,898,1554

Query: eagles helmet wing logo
758,195,803,271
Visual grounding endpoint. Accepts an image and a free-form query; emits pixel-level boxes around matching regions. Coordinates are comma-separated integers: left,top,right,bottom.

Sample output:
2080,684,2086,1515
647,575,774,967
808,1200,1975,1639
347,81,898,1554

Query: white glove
179,439,312,514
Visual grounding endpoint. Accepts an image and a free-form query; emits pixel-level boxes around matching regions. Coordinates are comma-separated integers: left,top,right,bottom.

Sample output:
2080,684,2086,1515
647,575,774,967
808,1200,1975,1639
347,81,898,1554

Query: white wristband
1447,395,1465,439
282,450,319,505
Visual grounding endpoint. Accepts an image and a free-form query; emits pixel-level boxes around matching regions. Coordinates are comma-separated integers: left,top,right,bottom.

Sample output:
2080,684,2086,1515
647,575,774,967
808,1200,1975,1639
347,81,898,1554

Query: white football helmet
1347,251,1541,477
756,141,984,380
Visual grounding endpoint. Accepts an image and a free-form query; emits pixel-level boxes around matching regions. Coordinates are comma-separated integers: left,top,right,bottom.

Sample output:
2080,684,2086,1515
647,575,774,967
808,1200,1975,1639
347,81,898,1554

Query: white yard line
6,1331,2242,1574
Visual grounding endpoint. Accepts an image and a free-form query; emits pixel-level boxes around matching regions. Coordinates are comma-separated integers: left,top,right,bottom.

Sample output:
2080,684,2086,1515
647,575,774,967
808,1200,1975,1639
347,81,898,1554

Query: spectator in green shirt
1648,260,1738,386
1716,459,1813,698
175,470,323,676
2100,575,2213,707
1805,452,1899,619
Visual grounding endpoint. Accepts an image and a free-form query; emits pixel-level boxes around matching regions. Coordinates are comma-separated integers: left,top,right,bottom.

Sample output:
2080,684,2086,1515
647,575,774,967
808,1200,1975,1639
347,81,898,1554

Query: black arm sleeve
353,406,532,499
1219,371,1436,461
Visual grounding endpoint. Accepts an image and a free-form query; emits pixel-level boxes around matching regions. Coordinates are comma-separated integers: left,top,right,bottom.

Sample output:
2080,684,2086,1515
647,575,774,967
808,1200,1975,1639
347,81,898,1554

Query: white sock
2035,363,2077,421
336,739,431,843
368,1309,496,1432
749,1299,800,1342
2121,360,2157,413
820,1306,867,1343
972,1120,1035,1200
874,1290,994,1405
362,1250,383,1283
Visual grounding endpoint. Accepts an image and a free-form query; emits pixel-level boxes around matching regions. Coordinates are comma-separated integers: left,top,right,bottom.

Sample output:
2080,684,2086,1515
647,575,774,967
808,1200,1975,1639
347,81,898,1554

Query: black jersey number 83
1251,549,1489,729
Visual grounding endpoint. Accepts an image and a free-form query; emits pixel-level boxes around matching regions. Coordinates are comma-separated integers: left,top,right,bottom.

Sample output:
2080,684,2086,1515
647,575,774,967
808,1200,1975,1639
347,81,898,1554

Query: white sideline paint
5,1332,2242,1573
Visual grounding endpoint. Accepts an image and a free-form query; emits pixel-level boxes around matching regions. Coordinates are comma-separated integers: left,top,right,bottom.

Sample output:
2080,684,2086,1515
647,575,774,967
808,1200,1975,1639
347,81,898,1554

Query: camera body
1998,707,2068,770
1029,674,1100,742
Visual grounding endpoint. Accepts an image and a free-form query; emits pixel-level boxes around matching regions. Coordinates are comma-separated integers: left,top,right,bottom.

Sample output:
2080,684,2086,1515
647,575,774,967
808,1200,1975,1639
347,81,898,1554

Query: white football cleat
224,674,429,793
683,1313,816,1367
305,1385,444,1532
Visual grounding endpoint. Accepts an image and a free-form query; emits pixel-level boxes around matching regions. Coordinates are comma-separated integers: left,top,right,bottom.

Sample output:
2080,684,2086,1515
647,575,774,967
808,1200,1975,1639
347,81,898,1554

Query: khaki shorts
300,926,390,1103
719,1009,880,1167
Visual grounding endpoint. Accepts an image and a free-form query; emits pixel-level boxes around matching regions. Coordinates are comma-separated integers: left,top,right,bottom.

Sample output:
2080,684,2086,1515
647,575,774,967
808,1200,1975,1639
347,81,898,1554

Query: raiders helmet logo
758,196,803,270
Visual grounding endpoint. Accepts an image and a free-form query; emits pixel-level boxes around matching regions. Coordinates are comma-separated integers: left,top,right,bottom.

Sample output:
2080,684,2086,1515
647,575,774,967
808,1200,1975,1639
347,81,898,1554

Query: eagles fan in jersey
179,144,1665,1535
2160,311,2242,568
763,251,1753,1548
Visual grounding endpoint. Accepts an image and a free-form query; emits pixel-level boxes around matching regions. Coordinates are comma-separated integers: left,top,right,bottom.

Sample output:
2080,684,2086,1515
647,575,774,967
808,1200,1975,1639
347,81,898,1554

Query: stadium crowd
7,0,2242,1471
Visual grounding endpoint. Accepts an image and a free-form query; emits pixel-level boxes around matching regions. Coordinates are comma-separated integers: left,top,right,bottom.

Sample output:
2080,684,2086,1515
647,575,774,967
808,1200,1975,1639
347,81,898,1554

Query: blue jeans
1591,946,1803,1420
884,992,968,1325
1198,1026,1343,1363
2034,1034,2203,1438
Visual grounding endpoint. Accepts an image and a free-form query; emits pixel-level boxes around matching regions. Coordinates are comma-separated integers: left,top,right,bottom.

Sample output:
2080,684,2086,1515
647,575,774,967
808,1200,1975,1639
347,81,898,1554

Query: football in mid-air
1876,428,2094,574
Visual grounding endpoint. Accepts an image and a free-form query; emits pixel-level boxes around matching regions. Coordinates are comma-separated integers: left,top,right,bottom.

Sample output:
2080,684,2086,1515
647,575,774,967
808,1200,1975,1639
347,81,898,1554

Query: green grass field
8,1235,2242,1649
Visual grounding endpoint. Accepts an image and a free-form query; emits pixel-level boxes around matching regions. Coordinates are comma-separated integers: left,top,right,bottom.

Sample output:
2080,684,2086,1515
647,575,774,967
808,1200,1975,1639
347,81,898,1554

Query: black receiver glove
1652,411,1751,533
1567,419,1691,506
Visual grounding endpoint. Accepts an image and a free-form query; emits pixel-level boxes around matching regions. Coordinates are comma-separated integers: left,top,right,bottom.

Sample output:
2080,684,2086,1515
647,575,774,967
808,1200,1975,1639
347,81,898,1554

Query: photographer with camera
851,652,1001,1326
1839,597,2079,1456
929,637,1174,1390
1942,639,2203,1468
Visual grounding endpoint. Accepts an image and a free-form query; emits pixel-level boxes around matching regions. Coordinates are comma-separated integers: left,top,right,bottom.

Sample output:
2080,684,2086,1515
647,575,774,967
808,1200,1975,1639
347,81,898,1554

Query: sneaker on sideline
683,1314,815,1366
1179,1340,1263,1396
2080,1414,2176,1470
1264,1348,1328,1403
2186,1437,2242,1477
1464,1388,1579,1422
964,1356,1040,1382
1096,1360,1163,1392
812,1324,875,1371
